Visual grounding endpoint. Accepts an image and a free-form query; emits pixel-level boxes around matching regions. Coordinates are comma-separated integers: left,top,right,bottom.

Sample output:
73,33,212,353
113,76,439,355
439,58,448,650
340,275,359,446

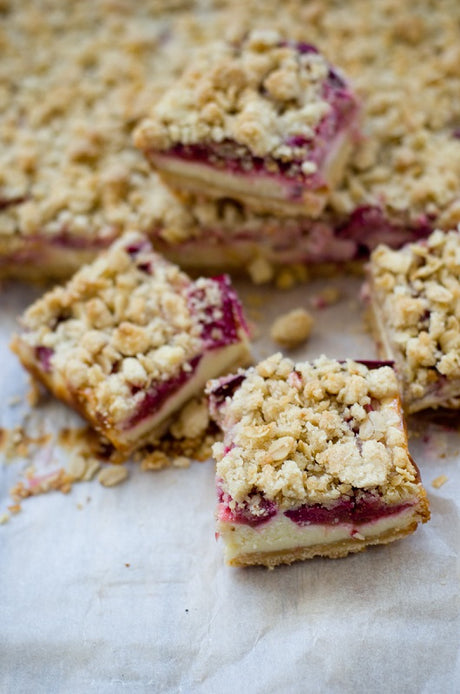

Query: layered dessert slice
134,30,360,217
11,231,251,455
148,189,433,276
366,228,460,413
206,354,429,567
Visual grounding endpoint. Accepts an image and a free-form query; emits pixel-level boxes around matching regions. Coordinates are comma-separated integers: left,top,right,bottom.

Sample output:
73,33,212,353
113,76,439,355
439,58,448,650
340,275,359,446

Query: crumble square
206,353,429,568
367,229,460,413
134,30,360,217
11,231,251,455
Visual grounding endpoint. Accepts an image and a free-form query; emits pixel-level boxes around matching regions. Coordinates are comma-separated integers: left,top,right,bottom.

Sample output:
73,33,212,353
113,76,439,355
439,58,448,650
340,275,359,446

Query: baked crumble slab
206,354,429,568
135,30,360,217
11,231,251,455
367,228,460,413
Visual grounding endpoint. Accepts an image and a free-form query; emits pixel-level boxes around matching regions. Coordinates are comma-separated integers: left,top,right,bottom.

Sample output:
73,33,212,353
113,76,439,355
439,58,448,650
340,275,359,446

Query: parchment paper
1,276,459,694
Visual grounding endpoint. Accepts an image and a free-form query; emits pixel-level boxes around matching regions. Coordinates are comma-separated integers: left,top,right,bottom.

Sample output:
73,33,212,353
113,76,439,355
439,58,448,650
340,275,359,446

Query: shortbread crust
207,354,429,567
11,231,250,454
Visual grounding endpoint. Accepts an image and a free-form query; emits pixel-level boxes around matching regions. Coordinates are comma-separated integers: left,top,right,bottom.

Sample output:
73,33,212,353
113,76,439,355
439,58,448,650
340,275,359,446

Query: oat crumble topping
369,229,460,402
135,30,344,160
3,2,460,271
208,353,419,511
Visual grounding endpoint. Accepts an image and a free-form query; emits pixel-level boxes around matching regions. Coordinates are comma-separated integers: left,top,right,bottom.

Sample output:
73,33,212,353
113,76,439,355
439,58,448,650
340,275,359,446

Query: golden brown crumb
431,474,448,489
247,257,274,284
0,512,11,525
270,308,314,348
97,465,129,487
140,450,171,471
310,287,341,309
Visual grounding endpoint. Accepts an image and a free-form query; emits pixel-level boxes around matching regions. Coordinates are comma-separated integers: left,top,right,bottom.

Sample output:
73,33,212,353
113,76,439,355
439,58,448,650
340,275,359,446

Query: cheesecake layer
219,505,420,566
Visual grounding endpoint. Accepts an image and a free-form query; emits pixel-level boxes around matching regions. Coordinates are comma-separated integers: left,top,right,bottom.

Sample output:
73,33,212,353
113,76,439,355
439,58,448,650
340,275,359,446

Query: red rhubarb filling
35,346,54,373
217,490,413,529
187,275,248,349
284,494,412,526
124,355,201,430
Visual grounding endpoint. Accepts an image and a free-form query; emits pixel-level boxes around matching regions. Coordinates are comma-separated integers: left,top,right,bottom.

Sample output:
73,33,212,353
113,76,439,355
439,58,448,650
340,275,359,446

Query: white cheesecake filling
218,505,416,562
152,154,327,217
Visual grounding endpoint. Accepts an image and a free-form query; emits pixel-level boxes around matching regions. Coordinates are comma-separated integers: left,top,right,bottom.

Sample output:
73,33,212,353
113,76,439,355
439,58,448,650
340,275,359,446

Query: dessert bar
367,228,460,413
135,30,360,217
207,354,429,567
11,232,250,455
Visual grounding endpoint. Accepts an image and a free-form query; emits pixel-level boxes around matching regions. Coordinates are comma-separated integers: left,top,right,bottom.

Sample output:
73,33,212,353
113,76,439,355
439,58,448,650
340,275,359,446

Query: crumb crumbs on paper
2,398,220,516
0,426,52,461
0,512,10,525
97,465,129,487
431,475,448,489
270,308,314,348
310,287,341,309
247,256,274,285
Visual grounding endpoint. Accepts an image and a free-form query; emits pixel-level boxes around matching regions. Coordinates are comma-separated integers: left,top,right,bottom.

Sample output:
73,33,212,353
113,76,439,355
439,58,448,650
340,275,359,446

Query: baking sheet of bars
1,276,459,694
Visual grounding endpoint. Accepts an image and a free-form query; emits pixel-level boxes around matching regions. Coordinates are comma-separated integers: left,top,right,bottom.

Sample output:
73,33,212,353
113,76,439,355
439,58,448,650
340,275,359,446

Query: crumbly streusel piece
206,354,429,567
367,228,460,413
11,232,250,455
135,30,360,217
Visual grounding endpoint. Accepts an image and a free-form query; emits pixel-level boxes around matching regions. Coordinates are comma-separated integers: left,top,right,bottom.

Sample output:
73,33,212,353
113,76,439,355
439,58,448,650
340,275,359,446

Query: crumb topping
369,229,460,400
14,231,231,424
3,2,460,265
134,30,345,161
208,353,420,511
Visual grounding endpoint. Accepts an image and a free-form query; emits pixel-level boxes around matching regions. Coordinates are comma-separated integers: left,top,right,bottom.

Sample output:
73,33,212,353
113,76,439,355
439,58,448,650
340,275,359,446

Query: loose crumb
275,268,297,290
431,474,448,489
0,512,10,525
270,308,314,348
8,503,22,514
97,465,129,487
140,450,171,471
172,455,191,469
310,287,341,309
248,257,274,284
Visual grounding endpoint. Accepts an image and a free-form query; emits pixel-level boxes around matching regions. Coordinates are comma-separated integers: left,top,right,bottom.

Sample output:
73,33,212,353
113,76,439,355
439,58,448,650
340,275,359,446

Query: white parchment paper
1,276,459,694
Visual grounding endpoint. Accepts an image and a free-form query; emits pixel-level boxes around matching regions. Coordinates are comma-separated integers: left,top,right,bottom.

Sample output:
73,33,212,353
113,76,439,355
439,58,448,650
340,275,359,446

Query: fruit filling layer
218,486,413,528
